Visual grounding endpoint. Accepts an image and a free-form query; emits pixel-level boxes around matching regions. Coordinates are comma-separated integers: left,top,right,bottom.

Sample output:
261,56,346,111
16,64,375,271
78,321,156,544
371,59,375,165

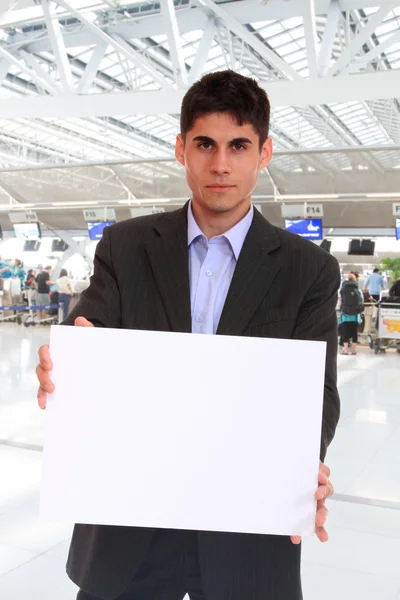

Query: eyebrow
192,135,253,145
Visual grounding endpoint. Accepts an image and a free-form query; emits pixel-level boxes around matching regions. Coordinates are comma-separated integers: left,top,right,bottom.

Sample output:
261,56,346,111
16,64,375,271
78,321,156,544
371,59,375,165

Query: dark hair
389,279,400,297
180,70,270,150
373,268,380,273
45,265,52,271
15,258,23,267
59,268,68,278
350,270,359,280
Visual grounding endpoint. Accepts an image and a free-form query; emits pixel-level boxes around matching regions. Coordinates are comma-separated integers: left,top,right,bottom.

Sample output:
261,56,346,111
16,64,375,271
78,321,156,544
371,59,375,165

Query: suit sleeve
63,226,121,328
291,254,341,462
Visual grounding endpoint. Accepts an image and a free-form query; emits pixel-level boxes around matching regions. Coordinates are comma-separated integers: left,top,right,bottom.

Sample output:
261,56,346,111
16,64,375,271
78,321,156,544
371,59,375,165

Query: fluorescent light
119,199,171,205
51,201,99,206
279,194,339,200
365,193,400,198
0,203,36,210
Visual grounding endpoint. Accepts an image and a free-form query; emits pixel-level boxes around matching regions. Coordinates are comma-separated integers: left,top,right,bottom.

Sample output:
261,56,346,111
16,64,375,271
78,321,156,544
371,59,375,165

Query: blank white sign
40,326,326,537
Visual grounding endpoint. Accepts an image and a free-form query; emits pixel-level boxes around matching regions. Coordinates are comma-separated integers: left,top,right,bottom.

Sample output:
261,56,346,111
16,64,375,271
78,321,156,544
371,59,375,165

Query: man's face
175,112,272,215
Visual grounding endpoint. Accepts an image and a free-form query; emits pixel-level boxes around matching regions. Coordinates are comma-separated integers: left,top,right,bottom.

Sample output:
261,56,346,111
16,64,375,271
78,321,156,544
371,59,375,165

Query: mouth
206,184,235,192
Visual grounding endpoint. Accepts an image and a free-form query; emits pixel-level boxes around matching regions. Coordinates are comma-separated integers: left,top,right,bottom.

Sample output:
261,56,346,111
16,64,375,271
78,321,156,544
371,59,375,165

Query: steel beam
187,17,216,84
196,0,301,80
42,0,74,92
326,2,399,76
0,46,58,94
108,166,137,199
76,41,108,94
302,0,319,78
55,0,172,89
1,70,399,118
0,60,10,86
19,50,62,94
318,0,340,76
0,143,398,174
356,28,400,65
160,0,188,88
0,1,391,31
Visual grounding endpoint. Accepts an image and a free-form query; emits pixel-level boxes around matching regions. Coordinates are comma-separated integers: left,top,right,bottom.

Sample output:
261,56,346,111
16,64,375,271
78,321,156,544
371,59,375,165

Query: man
34,265,55,321
364,267,385,302
36,71,339,600
0,257,12,314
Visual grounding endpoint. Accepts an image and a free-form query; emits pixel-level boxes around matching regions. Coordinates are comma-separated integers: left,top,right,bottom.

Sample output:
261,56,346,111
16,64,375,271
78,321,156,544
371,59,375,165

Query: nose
210,148,231,176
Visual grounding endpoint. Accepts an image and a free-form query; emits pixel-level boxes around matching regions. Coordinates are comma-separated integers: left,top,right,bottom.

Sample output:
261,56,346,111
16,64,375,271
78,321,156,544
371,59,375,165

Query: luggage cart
0,305,24,324
23,302,63,327
371,300,400,354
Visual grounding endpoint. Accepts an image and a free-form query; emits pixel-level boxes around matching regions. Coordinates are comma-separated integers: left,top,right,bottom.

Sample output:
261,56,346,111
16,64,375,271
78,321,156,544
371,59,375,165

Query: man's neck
191,199,252,240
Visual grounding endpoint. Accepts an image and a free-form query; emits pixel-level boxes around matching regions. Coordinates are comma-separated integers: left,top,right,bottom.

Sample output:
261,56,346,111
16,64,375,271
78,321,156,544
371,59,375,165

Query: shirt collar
187,201,254,261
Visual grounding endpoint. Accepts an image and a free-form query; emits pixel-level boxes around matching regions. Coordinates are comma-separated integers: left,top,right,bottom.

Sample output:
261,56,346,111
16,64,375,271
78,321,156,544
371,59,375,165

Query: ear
258,137,273,170
175,134,185,166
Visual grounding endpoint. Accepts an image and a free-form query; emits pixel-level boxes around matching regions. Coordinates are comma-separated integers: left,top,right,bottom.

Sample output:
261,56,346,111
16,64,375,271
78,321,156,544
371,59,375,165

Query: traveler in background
57,268,74,318
25,269,37,288
10,259,25,305
364,268,384,302
11,259,25,287
34,266,55,321
339,273,364,355
0,259,11,279
0,258,12,312
389,279,400,302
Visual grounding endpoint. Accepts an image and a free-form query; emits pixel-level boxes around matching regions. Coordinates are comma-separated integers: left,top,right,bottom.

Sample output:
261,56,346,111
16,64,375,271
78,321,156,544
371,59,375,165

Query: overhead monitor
13,222,41,240
285,219,323,240
23,240,41,252
320,239,331,253
396,218,400,241
348,239,375,256
87,221,115,241
51,239,69,252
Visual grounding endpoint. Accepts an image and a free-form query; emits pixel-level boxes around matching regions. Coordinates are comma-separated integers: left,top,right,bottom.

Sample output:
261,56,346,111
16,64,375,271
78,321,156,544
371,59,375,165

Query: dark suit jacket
64,204,340,599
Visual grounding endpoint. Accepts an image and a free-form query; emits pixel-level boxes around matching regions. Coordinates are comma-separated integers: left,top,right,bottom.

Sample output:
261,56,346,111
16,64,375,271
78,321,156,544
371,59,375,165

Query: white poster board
40,326,326,537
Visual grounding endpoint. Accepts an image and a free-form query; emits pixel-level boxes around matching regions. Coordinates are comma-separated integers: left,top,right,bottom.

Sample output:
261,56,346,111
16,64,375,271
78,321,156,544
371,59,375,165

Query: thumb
74,317,94,327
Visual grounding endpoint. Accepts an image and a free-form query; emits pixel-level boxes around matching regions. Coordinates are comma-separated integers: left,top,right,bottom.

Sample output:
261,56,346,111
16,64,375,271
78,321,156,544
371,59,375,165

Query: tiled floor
1,323,400,599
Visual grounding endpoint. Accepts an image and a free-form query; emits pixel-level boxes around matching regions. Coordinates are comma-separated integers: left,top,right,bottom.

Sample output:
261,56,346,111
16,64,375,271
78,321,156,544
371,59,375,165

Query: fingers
318,463,331,484
315,480,334,501
38,344,53,371
36,364,55,394
37,386,47,410
315,525,329,543
316,503,328,528
37,344,55,410
75,317,94,327
290,536,302,545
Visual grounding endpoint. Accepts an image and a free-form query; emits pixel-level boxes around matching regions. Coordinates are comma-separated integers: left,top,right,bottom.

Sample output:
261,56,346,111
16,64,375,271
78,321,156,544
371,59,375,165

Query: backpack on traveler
341,281,364,315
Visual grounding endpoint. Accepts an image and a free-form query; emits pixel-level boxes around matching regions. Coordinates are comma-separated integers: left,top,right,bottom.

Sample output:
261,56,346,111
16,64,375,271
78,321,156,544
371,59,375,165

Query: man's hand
36,317,94,410
290,461,334,545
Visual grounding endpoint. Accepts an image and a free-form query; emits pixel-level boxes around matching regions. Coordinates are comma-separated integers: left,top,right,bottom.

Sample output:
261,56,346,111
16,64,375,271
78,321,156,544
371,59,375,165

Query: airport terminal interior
0,0,400,599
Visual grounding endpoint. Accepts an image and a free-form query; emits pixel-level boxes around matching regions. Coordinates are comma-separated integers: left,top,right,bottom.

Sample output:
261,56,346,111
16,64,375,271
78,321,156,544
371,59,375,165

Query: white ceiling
0,0,398,218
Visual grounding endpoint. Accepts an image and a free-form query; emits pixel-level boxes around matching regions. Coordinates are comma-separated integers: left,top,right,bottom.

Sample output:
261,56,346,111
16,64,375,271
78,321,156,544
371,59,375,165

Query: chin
201,195,244,213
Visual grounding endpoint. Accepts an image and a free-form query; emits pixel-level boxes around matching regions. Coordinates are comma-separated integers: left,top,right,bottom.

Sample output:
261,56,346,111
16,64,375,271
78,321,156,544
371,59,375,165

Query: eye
232,143,246,151
198,142,213,150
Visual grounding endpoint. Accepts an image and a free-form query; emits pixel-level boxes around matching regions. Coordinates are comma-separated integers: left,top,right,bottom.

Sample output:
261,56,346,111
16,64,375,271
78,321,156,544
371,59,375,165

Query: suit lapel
217,209,281,336
145,205,192,333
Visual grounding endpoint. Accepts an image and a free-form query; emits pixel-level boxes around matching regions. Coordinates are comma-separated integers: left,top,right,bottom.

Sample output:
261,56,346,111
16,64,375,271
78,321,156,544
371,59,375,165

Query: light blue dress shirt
188,202,254,334
365,272,384,295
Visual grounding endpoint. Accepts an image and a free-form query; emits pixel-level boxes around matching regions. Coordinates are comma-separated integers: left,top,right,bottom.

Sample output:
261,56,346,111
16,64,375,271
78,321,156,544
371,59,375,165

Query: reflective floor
1,323,400,600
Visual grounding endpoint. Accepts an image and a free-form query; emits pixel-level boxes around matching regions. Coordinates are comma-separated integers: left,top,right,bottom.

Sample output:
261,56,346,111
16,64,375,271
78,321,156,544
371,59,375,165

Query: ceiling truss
0,0,398,201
